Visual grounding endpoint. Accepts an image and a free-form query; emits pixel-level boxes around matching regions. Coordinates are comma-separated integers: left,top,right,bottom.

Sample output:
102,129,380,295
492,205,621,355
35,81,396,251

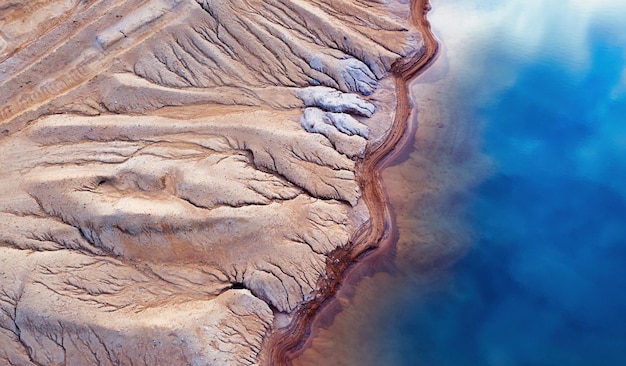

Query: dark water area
295,1,626,365
377,0,626,365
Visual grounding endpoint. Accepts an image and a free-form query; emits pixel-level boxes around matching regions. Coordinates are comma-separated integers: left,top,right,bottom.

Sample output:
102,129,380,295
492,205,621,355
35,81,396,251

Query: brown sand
0,1,434,364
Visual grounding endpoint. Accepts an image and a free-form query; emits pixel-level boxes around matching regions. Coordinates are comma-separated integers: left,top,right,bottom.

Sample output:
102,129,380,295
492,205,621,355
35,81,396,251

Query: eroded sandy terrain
0,0,425,364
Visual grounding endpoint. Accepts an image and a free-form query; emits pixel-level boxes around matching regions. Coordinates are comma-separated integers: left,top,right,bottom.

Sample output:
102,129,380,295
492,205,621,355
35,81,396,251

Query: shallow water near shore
294,0,626,364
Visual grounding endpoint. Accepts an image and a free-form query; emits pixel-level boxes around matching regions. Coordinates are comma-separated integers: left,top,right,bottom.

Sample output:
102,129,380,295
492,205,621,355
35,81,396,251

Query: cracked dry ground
0,0,424,364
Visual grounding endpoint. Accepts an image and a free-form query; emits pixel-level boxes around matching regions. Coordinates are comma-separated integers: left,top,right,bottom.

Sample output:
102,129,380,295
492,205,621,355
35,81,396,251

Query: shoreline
263,0,440,363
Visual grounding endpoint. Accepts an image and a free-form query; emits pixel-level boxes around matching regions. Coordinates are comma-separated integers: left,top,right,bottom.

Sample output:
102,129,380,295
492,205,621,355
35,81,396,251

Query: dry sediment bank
0,1,437,364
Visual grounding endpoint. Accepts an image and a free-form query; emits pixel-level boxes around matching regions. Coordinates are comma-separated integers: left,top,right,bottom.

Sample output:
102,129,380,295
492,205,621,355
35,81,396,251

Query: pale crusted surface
0,0,423,364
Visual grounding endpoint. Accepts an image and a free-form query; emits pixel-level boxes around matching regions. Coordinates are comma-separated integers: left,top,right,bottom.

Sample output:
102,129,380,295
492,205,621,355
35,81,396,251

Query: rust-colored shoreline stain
265,0,440,363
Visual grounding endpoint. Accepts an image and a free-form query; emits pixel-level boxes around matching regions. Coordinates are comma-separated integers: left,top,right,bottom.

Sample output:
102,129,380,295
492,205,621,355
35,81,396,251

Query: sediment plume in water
287,0,494,363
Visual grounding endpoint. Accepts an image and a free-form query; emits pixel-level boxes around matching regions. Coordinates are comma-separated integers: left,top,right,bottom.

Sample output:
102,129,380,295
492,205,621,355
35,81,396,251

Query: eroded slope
0,0,423,364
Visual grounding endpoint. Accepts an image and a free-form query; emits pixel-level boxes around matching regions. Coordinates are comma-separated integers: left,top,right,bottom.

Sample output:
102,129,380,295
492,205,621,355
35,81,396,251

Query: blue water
380,0,626,365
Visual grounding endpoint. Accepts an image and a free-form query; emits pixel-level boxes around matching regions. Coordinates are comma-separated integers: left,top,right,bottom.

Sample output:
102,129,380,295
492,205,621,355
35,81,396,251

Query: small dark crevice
230,282,246,290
